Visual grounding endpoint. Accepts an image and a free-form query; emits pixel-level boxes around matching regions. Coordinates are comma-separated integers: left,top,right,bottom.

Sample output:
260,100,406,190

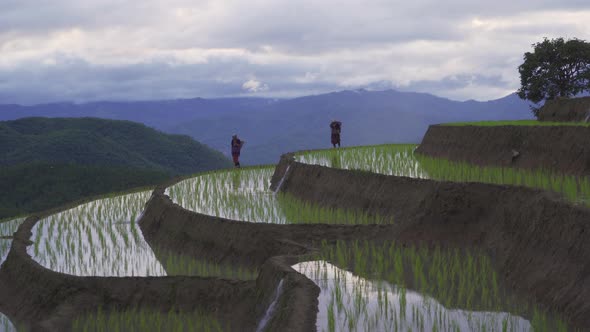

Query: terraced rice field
297,144,590,206
0,144,583,331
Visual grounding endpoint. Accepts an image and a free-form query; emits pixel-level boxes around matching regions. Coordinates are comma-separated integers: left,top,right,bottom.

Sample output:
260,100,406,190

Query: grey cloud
0,55,342,104
397,74,510,93
4,1,589,51
0,1,168,33
1,0,590,103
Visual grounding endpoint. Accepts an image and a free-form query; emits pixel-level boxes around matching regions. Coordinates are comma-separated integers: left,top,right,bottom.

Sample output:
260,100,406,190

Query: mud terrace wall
416,124,590,175
0,185,321,332
0,216,259,332
139,185,327,332
138,186,404,331
271,155,590,329
538,96,590,122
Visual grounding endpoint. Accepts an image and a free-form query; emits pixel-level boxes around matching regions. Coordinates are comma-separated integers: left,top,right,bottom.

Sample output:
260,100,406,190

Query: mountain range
0,89,533,165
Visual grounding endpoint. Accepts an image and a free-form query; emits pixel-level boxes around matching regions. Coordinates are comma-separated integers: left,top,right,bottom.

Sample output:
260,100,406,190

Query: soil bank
0,216,261,331
538,96,590,122
415,124,590,175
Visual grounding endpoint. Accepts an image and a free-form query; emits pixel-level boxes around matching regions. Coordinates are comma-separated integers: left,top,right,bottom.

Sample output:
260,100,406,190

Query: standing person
231,134,245,168
330,120,342,148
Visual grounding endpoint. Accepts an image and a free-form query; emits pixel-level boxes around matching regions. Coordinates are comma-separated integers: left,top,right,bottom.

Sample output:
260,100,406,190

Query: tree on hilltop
517,37,590,115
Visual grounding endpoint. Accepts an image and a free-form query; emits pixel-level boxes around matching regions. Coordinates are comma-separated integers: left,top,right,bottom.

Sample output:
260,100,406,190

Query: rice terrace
1,99,590,332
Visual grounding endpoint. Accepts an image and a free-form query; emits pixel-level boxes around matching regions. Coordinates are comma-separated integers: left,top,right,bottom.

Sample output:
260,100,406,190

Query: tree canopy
517,37,590,106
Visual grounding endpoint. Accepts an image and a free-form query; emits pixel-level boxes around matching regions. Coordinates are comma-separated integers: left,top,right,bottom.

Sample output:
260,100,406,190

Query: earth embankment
138,189,409,331
270,155,590,329
415,124,590,175
538,96,590,122
0,216,259,332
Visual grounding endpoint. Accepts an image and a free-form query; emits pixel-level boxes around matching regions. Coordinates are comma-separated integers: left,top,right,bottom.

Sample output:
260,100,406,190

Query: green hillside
0,117,232,173
0,163,169,219
0,117,233,219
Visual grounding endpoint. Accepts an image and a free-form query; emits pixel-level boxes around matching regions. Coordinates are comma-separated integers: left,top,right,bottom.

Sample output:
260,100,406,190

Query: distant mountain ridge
0,89,533,165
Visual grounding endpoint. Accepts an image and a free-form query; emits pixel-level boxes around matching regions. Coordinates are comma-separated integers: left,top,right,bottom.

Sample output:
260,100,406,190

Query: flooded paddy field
0,144,587,330
27,190,166,277
70,308,226,332
168,166,387,225
0,218,25,264
0,191,241,330
0,314,16,332
1,218,25,332
293,241,571,332
168,144,590,228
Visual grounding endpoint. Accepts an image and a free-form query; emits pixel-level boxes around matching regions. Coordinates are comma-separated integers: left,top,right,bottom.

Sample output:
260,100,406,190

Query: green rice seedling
0,312,17,332
298,240,577,332
167,166,391,225
0,217,25,238
444,120,590,127
0,218,26,266
327,298,336,332
71,307,226,332
298,144,590,207
28,190,169,277
297,144,427,177
153,247,258,280
277,192,390,225
294,259,536,332
416,153,590,207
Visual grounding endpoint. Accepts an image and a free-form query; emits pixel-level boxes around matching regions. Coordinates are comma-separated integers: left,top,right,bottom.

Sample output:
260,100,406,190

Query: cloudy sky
1,0,590,104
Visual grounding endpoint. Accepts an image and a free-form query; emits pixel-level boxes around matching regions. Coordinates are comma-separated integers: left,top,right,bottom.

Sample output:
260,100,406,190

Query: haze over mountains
0,89,533,165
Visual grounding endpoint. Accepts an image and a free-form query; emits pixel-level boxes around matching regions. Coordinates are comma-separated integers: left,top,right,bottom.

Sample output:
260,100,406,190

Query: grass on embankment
416,154,590,205
443,120,590,126
297,144,590,207
72,307,225,332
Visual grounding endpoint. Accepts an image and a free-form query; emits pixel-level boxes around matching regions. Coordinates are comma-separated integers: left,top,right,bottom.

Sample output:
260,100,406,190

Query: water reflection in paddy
169,146,429,224
0,218,26,332
169,167,282,223
168,167,387,225
0,218,25,265
27,191,167,277
296,144,428,178
293,261,531,332
0,314,16,332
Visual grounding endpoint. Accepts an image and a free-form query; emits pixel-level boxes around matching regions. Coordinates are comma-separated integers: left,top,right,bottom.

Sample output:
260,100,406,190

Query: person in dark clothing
330,120,342,148
231,134,245,168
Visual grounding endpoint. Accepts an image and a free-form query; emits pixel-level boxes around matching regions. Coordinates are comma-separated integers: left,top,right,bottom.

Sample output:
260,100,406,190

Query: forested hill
0,117,232,219
0,117,231,174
